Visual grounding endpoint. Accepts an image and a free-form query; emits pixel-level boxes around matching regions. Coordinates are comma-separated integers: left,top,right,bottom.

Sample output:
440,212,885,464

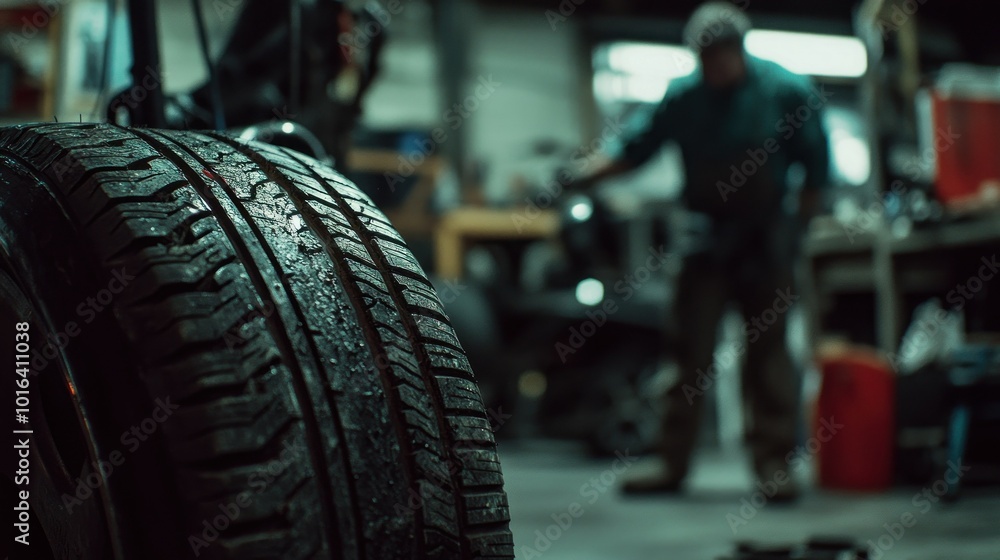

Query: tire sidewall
0,153,185,559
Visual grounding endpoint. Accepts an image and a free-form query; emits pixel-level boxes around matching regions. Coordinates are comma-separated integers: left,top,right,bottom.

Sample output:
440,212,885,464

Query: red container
929,66,1000,210
814,345,895,492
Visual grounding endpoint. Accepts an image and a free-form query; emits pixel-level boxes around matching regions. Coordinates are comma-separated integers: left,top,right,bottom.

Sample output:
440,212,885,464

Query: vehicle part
0,123,513,559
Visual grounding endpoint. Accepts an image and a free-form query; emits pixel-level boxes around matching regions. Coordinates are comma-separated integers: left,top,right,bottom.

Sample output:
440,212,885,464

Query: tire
0,123,513,560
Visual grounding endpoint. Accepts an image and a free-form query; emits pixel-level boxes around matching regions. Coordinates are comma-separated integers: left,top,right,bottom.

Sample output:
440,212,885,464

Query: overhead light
744,30,867,78
281,122,295,134
607,43,697,80
594,71,672,104
596,32,866,103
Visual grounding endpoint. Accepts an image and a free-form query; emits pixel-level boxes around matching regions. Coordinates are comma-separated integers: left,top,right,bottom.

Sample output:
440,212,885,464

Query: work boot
754,461,801,504
620,462,685,496
768,479,801,503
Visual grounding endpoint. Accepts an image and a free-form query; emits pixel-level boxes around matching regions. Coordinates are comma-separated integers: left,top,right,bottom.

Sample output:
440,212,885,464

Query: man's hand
563,174,593,193
565,159,636,193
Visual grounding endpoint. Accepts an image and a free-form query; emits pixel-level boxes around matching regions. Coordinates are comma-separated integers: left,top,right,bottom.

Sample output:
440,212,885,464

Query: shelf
889,213,1000,255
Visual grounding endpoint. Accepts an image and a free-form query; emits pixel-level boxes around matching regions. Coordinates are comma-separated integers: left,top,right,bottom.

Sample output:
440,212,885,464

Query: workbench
434,207,560,280
804,211,1000,353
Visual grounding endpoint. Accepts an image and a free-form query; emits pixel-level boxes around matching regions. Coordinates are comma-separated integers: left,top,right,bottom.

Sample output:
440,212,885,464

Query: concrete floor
499,440,1000,559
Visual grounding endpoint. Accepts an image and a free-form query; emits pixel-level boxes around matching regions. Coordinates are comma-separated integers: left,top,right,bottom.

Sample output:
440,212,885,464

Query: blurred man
572,2,829,501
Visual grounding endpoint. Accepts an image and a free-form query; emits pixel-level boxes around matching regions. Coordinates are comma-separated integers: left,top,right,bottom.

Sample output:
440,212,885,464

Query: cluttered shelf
805,207,1000,352
888,209,1000,255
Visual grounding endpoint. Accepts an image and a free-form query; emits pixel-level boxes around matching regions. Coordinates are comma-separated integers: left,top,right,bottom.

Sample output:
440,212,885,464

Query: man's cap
683,2,752,53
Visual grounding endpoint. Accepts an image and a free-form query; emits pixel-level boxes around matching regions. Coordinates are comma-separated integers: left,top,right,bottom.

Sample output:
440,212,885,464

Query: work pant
659,252,800,480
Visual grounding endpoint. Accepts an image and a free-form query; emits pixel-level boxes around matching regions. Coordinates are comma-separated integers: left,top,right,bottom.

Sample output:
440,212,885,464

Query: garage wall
463,4,589,203
55,0,234,118
57,0,676,205
358,2,593,204
358,0,441,129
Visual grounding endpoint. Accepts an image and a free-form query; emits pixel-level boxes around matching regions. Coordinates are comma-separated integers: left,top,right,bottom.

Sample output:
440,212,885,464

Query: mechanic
571,1,830,501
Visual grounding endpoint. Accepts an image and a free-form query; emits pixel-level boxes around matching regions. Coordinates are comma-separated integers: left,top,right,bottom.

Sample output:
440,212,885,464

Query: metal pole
433,0,469,192
289,0,302,115
127,0,166,127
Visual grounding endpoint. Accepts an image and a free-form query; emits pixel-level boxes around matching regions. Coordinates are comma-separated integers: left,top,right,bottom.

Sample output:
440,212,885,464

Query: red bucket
927,65,1000,210
815,345,895,491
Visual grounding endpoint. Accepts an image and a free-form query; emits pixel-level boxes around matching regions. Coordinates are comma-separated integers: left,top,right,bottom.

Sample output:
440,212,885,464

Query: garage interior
2,0,999,558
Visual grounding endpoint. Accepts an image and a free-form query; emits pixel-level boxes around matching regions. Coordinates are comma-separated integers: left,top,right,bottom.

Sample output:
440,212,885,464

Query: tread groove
275,146,479,559
124,127,344,557
0,124,512,559
205,132,415,560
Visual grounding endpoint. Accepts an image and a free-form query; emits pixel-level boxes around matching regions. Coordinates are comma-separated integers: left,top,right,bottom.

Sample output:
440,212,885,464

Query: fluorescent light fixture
596,32,866,103
594,71,671,104
624,74,672,103
607,44,698,80
744,30,867,78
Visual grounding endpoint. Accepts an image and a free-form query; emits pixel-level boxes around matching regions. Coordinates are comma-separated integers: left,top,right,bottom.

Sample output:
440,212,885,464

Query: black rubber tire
0,123,513,560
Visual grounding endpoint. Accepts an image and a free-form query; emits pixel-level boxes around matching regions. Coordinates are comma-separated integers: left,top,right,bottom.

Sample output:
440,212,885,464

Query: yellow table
435,207,560,279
